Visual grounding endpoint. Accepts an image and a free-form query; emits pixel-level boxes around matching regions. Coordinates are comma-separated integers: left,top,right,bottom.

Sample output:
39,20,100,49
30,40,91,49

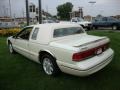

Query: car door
13,27,33,58
100,17,108,27
107,17,117,27
28,27,40,63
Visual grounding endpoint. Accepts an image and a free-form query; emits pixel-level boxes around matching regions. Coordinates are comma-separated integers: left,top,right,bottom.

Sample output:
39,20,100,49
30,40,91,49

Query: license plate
96,48,103,55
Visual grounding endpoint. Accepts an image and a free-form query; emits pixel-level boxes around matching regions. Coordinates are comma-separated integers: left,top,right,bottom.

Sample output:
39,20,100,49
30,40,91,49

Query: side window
102,17,107,21
108,17,116,21
72,19,77,22
31,28,39,40
17,27,33,40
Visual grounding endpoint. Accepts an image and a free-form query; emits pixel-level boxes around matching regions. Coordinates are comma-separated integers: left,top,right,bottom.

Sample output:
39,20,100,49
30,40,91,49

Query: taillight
103,43,109,51
72,42,109,61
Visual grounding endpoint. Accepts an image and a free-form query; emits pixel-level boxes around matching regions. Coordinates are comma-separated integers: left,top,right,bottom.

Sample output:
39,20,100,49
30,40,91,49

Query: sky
0,0,120,17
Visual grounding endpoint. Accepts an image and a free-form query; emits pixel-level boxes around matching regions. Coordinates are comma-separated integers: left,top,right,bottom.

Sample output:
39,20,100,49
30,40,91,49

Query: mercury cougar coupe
7,23,114,76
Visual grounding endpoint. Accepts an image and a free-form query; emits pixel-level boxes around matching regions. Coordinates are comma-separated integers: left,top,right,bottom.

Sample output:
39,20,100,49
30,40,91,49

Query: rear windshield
53,27,84,38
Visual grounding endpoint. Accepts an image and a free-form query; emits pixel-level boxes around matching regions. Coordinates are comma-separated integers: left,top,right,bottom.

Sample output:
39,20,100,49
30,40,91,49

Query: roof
29,23,81,44
35,23,80,28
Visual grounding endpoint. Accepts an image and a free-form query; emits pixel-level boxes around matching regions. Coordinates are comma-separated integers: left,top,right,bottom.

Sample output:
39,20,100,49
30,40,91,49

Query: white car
7,23,114,76
71,17,92,30
42,20,56,24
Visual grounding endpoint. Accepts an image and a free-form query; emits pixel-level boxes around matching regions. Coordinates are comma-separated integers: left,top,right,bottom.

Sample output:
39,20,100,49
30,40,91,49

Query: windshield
77,18,84,22
43,20,55,23
53,27,84,38
47,20,55,23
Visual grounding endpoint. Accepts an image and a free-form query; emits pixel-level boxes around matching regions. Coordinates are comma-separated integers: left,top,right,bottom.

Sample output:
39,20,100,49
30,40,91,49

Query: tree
96,14,103,18
57,2,73,20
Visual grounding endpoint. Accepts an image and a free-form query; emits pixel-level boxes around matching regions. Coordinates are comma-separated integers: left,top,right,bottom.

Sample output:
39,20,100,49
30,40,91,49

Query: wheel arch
112,23,118,30
112,23,118,26
39,49,56,63
7,40,11,45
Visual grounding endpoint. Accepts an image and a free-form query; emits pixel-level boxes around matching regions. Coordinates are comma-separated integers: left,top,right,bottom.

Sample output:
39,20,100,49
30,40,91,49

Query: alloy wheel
43,58,54,75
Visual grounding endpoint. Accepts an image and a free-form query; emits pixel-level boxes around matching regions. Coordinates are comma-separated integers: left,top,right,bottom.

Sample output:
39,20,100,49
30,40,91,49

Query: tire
87,27,91,30
92,26,98,30
112,25,117,30
118,27,120,30
8,43,16,54
41,54,60,76
95,26,98,30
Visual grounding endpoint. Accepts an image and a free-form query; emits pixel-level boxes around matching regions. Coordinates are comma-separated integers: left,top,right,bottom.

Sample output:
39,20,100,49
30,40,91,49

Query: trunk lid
50,34,109,52
52,34,108,47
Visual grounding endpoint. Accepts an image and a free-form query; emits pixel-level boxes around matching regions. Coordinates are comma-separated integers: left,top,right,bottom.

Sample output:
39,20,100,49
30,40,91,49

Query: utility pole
88,1,96,21
6,8,9,17
22,8,25,18
79,7,83,18
26,0,29,25
46,5,48,19
9,0,12,17
3,5,6,17
38,0,42,24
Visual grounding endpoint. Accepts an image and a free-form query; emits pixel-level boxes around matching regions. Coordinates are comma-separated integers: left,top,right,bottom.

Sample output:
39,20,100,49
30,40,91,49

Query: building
0,17,19,28
70,7,83,19
29,3,52,24
15,17,26,24
84,15,93,21
111,15,120,20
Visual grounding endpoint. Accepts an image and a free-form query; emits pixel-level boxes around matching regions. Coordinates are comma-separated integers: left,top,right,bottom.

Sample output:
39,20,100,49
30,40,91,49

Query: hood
78,21,91,24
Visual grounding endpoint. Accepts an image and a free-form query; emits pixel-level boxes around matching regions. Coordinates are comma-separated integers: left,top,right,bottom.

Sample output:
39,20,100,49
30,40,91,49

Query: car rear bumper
57,48,114,76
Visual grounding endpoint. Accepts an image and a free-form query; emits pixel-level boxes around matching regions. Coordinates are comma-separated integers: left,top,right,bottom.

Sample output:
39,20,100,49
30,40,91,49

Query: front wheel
42,54,60,76
92,26,98,30
8,43,15,54
87,27,91,30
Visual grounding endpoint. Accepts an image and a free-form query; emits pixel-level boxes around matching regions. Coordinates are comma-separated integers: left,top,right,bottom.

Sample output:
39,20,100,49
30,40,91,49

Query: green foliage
0,28,20,37
57,2,73,20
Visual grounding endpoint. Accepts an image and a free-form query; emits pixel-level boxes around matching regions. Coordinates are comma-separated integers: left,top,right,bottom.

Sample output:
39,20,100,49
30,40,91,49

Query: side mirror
12,35,16,38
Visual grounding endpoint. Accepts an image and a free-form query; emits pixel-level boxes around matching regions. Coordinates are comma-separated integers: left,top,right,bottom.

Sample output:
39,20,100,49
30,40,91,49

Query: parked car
7,23,114,76
71,17,92,30
92,17,120,30
36,20,57,25
42,20,56,24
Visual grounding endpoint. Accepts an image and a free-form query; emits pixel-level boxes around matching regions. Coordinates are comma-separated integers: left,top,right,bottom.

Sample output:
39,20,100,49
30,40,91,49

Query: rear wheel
92,26,98,30
41,54,60,76
118,27,120,30
94,26,98,30
112,25,117,30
